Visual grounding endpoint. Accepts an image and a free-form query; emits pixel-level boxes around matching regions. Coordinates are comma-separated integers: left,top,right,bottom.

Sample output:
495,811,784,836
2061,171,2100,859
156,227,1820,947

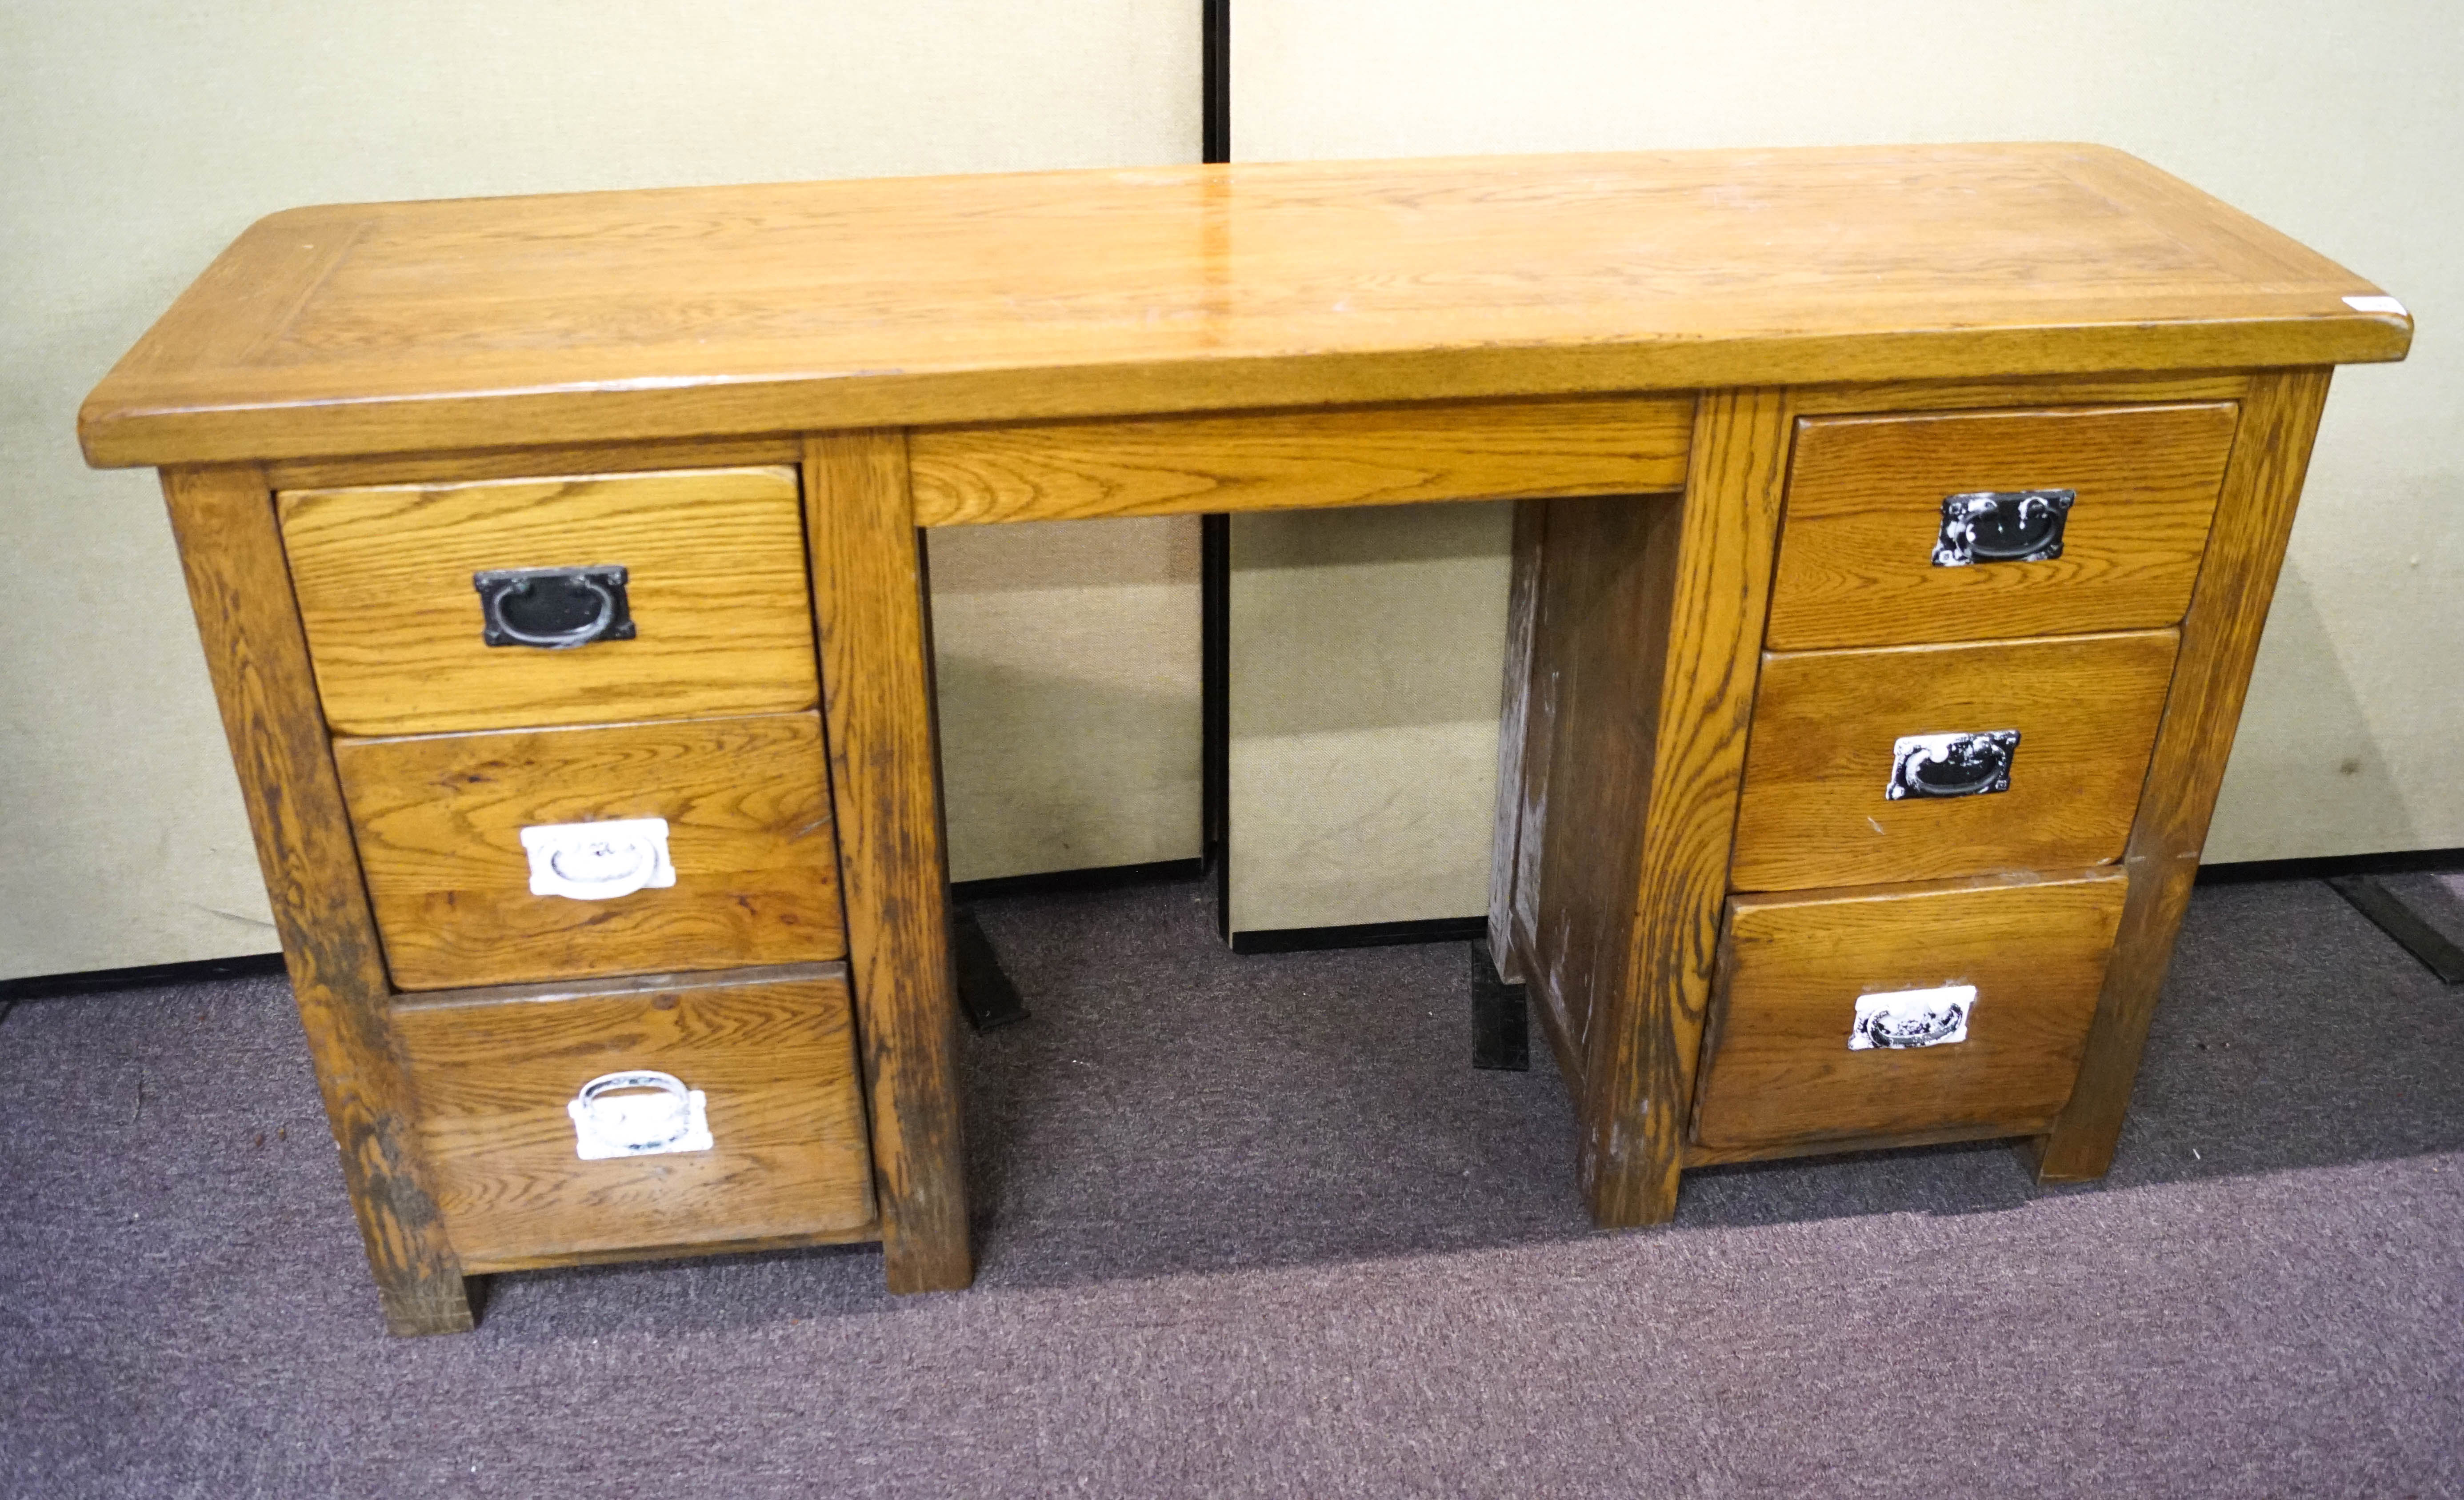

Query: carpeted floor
2,876,2459,1498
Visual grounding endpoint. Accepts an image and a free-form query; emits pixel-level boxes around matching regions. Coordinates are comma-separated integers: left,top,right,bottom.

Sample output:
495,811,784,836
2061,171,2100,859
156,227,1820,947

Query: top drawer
1767,403,2239,650
280,467,818,736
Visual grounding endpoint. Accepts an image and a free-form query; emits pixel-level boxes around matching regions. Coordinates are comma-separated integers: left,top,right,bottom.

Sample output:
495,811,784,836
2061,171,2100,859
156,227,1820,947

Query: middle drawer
1730,630,2177,892
334,712,846,990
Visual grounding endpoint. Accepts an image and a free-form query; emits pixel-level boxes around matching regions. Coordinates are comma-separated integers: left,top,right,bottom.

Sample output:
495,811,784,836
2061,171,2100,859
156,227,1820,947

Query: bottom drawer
1690,870,2127,1152
392,964,876,1270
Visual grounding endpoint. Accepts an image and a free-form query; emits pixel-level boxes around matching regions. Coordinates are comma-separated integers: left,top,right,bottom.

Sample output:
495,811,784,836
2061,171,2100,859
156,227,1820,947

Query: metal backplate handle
1848,985,1977,1051
474,564,636,648
520,817,677,901
1886,730,2020,801
1932,489,2075,566
567,1070,713,1160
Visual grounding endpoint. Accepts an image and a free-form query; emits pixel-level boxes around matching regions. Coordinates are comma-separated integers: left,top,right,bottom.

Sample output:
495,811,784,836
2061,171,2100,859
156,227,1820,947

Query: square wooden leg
806,432,975,1295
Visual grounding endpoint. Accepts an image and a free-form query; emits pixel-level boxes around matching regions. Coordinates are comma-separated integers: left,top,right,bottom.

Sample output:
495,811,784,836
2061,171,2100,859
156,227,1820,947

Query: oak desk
81,145,2412,1334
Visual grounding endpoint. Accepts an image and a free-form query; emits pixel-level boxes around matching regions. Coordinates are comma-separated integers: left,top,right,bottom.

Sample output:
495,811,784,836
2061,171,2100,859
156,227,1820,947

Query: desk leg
805,431,974,1293
1503,390,1792,1227
2030,368,2332,1181
163,465,472,1336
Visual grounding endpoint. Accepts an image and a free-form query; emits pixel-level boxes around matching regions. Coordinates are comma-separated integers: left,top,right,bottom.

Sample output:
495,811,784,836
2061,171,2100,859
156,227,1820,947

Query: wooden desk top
81,144,2409,468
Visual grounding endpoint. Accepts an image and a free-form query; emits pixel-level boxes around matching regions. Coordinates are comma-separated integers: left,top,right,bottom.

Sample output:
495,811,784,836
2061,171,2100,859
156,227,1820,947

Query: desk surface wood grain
81,145,2408,468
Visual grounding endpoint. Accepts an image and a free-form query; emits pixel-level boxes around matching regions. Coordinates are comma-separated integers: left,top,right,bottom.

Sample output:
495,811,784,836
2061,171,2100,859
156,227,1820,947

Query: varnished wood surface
2033,368,2335,1181
1691,870,2127,1150
805,431,972,1293
280,467,815,736
159,464,470,1336
908,395,1692,526
1682,1121,2025,1168
334,712,845,991
1487,498,1552,984
391,965,876,1267
81,146,2406,468
1730,630,2180,892
266,434,801,492
1768,403,2239,650
1788,371,2252,416
1553,388,1796,1228
460,1222,881,1276
1517,492,1682,1106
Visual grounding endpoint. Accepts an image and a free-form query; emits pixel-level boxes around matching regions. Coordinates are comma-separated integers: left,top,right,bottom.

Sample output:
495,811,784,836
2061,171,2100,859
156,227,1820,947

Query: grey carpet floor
3,877,2459,1498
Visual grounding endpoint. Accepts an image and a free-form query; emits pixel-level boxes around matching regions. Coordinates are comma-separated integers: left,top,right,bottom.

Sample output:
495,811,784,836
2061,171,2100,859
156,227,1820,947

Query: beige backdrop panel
932,519,1201,883
1226,0,2460,933
1228,504,1509,934
0,2,1198,979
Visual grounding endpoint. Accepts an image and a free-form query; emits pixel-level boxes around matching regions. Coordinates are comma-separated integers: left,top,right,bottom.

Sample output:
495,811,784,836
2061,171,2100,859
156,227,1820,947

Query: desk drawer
1730,630,2176,892
392,965,876,1271
334,712,845,990
1768,403,2238,650
280,467,818,736
1691,870,2127,1151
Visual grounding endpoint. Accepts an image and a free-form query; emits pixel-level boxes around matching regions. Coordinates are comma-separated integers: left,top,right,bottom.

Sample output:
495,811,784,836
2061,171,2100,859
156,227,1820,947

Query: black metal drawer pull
1848,984,1977,1050
473,565,636,649
1886,729,2019,800
1932,488,2074,566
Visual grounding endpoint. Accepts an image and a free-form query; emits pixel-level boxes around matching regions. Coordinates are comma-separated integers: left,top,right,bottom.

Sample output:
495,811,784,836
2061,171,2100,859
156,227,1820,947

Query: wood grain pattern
1690,870,2128,1150
908,396,1692,525
805,431,972,1293
390,965,876,1269
333,713,845,990
1487,498,1552,985
1682,1121,2026,1167
1730,630,2180,892
463,1223,880,1275
2032,368,2335,1181
80,147,2406,468
1788,371,2251,416
265,434,800,491
158,464,470,1336
1580,388,1795,1228
279,467,815,736
1518,491,1684,1107
1768,403,2239,649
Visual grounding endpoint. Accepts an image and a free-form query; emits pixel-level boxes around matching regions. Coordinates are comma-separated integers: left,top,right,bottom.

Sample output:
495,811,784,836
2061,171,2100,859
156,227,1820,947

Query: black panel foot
952,906,1030,1032
1470,939,1529,1071
2328,874,2464,983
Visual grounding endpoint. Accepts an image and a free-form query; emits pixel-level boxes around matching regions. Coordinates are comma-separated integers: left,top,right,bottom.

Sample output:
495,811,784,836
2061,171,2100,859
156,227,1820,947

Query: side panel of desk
160,463,473,1336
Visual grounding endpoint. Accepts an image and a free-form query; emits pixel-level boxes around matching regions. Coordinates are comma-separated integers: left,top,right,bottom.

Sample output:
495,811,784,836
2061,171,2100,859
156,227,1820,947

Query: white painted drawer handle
1849,984,1976,1050
520,818,676,901
568,1070,713,1160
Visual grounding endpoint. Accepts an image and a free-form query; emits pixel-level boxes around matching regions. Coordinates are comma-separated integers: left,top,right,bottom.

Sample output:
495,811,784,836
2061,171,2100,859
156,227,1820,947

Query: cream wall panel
0,2,1196,978
1228,503,1510,933
1227,0,2460,932
931,519,1201,884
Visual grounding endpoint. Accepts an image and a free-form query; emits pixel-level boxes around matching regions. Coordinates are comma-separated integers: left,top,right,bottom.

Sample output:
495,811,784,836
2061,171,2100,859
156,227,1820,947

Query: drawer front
1768,403,2238,650
335,712,845,990
392,965,876,1270
280,467,817,736
1730,630,2176,892
1691,870,2128,1151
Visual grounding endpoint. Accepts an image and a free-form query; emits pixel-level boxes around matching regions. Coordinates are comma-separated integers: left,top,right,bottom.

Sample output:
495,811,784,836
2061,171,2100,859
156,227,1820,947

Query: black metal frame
1229,914,1487,956
1201,0,1233,942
